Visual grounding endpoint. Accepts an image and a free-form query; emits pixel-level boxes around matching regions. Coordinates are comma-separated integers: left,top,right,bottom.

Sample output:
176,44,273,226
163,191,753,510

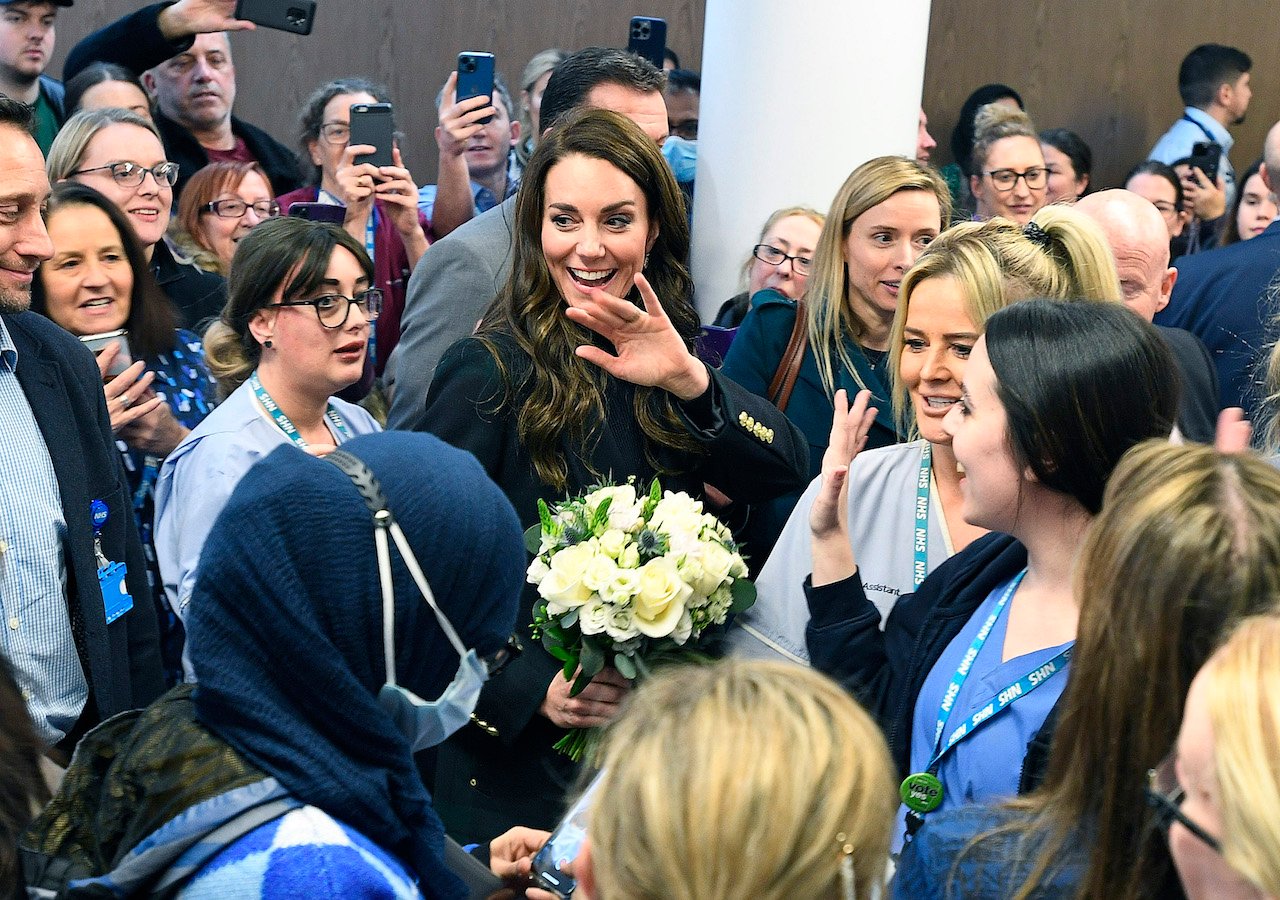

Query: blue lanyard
1181,114,1219,144
926,569,1071,773
320,189,379,369
913,444,932,587
249,371,352,449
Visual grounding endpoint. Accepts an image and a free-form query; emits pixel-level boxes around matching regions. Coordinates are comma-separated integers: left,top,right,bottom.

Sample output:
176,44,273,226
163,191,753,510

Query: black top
152,240,226,333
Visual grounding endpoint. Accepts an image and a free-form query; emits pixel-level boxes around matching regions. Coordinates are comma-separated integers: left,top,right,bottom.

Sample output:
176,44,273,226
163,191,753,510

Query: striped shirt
0,316,87,744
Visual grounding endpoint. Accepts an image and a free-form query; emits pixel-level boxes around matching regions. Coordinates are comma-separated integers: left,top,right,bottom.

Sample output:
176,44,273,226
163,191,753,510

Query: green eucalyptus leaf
730,578,758,613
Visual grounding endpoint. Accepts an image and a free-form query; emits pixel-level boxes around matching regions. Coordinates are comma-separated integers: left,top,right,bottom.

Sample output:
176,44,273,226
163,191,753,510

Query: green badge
900,772,944,813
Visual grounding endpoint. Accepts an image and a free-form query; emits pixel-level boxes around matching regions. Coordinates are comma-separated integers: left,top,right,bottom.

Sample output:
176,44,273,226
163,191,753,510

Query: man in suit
385,47,669,430
1155,119,1280,424
1076,189,1220,441
0,95,162,756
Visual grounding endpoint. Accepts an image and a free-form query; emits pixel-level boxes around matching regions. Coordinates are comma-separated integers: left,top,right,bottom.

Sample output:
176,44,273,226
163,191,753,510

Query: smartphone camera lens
286,6,304,25
461,59,475,72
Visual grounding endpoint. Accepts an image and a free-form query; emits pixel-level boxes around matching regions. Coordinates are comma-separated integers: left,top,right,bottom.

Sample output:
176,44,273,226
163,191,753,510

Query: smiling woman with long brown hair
419,106,808,842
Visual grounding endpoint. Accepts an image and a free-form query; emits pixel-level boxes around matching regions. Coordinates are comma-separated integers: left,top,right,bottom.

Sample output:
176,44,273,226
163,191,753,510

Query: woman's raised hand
809,389,876,585
565,273,709,401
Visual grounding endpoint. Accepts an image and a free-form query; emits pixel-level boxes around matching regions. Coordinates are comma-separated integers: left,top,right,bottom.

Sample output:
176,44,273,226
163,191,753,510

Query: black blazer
5,313,163,733
421,332,810,842
1156,324,1220,443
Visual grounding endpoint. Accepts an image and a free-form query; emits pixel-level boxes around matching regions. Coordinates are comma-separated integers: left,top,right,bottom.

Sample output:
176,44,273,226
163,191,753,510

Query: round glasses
202,198,281,219
69,161,180,188
752,243,812,276
267,289,383,329
985,167,1048,192
318,122,350,145
1146,758,1222,854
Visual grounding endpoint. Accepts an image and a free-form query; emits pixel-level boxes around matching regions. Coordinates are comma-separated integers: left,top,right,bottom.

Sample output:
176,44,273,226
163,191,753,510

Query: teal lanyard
913,444,932,587
319,190,377,367
249,371,352,449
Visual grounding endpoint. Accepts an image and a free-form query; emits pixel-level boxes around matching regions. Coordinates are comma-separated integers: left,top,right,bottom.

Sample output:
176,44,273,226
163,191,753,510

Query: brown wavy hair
476,107,700,491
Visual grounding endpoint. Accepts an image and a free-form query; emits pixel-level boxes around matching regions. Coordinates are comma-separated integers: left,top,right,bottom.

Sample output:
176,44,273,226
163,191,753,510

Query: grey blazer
384,195,518,431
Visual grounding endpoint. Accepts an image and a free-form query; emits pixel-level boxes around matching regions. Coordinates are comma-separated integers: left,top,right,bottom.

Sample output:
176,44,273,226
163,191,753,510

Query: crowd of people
1,0,1279,897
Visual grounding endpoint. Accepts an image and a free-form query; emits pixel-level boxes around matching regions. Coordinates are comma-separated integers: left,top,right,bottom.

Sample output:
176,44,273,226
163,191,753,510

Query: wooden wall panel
45,3,1280,200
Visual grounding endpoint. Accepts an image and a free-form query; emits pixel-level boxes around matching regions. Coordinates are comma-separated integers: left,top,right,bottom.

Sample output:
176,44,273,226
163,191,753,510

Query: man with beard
0,0,71,153
0,94,162,759
63,0,299,197
1150,44,1253,212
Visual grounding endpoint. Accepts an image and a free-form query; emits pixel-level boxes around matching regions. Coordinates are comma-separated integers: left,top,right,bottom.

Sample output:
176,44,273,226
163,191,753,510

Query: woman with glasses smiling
47,108,227,331
969,104,1049,225
155,217,381,679
712,205,825,328
169,161,280,276
891,441,1280,900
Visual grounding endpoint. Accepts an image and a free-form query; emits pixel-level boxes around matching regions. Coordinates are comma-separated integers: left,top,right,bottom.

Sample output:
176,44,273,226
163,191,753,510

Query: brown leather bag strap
766,300,809,412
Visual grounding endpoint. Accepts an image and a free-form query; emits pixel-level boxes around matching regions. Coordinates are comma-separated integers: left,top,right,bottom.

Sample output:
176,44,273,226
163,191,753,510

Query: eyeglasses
202,198,281,219
319,122,350,145
69,161,180,188
752,243,813,276
1151,201,1182,222
481,634,523,678
985,167,1048,192
267,289,383,329
1146,758,1222,854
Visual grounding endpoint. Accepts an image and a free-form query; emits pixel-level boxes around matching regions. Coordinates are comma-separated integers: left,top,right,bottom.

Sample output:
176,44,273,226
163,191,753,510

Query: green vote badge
900,772,944,813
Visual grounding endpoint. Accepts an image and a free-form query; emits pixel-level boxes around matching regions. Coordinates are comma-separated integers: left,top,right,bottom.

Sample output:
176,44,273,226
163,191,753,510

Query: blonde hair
46,107,161,183
740,205,826,289
588,660,897,900
887,204,1122,431
806,156,950,397
1201,613,1280,897
970,103,1038,174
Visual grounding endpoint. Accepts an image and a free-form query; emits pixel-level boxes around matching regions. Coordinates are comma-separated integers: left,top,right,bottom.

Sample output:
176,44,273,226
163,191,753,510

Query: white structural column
690,0,934,319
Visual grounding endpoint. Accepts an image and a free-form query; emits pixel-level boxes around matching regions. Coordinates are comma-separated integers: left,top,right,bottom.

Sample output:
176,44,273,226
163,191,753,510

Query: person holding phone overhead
421,108,808,842
155,217,380,677
32,182,216,686
278,78,429,375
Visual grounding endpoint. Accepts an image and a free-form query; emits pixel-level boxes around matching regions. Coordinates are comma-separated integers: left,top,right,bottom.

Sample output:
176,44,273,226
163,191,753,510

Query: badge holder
91,499,133,625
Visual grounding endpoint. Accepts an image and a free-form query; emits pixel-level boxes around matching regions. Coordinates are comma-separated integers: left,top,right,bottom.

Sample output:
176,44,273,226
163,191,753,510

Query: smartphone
349,102,395,169
531,771,606,898
1188,140,1222,184
627,16,667,69
80,329,133,380
233,0,316,35
287,201,346,225
456,51,496,124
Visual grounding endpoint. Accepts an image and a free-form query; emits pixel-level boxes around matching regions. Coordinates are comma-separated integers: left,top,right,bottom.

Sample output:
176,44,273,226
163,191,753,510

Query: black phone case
457,52,496,125
233,0,316,35
349,104,395,169
627,16,667,69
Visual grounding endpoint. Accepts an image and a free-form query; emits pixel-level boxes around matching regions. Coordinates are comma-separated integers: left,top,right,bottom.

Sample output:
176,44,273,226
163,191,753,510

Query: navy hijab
186,431,524,898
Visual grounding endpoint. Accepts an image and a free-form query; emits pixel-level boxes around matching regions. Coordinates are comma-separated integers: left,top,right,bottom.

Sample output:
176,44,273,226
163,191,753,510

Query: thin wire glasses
319,122,351,145
1146,758,1223,854
69,161,180,187
985,167,1048,192
267,289,383,329
202,198,281,219
752,243,813,276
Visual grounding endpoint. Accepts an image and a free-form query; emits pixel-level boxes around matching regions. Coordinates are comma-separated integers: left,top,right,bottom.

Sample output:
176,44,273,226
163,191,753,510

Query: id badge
98,561,134,624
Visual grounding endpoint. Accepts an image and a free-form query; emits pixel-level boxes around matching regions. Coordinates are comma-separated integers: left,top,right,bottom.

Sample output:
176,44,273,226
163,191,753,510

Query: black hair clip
1023,221,1052,248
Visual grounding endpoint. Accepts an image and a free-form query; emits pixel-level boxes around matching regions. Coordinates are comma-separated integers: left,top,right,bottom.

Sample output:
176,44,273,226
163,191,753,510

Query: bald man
1157,120,1280,424
1078,189,1220,442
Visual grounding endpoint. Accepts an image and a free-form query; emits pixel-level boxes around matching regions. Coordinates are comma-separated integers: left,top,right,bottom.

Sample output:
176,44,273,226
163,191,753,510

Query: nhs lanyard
913,444,932,588
927,569,1071,773
249,372,352,449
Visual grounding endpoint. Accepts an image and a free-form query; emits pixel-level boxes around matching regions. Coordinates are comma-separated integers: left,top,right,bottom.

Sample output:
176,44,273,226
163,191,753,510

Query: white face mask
326,449,503,752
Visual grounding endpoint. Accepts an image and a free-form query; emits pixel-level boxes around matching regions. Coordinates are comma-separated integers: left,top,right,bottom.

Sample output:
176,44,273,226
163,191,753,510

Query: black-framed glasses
1146,759,1223,854
202,198,281,219
319,122,350,144
267,289,383,328
985,167,1048,192
69,161,180,187
481,634,522,678
752,243,813,276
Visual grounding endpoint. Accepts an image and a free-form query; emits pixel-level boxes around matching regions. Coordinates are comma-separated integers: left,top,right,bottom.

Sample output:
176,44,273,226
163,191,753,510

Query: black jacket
63,2,302,198
152,240,226,332
806,532,1055,791
5,312,164,736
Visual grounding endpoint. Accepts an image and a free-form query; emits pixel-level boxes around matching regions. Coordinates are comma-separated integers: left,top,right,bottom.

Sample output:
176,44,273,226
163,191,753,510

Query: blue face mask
325,449,493,753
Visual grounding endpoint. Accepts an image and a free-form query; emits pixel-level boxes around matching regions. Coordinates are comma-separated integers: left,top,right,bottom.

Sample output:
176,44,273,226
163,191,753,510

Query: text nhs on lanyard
249,372,352,449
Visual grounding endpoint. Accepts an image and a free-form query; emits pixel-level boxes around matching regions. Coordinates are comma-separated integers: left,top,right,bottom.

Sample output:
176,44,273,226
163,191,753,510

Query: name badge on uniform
91,499,133,624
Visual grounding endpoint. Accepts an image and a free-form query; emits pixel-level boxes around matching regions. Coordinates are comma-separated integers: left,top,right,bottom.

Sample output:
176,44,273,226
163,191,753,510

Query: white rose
619,543,641,569
580,598,610,636
677,547,706,588
526,556,550,585
582,553,619,593
671,608,694,645
599,528,628,559
601,569,642,605
634,557,693,638
584,485,643,532
695,541,736,596
536,542,595,610
605,605,641,641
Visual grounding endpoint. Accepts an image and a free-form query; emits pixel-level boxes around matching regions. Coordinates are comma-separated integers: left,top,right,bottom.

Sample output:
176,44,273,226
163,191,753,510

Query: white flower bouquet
527,478,756,759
